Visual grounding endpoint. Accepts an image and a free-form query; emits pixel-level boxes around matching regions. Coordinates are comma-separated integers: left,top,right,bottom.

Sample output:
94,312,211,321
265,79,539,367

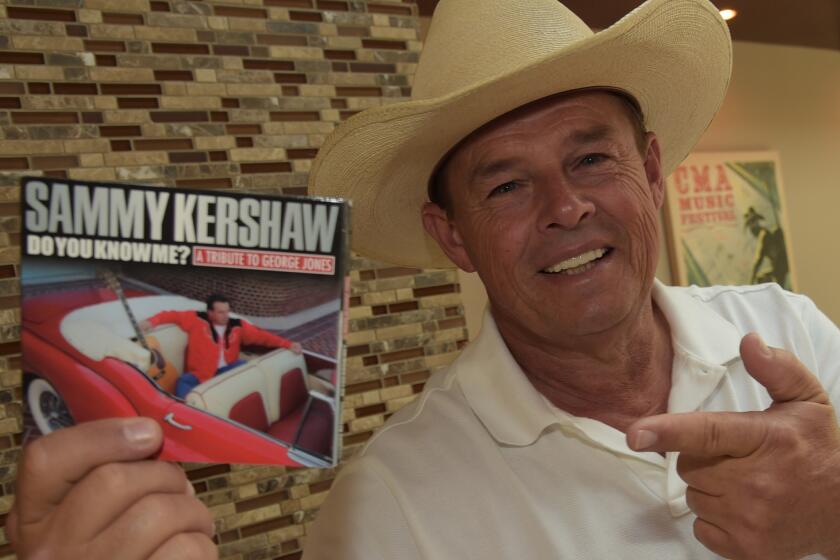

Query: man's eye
580,153,607,166
489,181,519,197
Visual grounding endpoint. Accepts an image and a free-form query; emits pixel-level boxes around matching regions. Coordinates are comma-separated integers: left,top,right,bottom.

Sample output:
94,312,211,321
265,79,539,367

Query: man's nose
537,177,595,231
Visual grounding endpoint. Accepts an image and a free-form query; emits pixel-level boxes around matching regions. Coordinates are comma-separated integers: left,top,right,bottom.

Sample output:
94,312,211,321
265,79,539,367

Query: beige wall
460,40,840,338
691,42,840,321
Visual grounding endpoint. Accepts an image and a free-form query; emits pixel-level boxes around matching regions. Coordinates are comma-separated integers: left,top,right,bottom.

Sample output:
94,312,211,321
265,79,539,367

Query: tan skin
423,91,840,560
423,91,673,432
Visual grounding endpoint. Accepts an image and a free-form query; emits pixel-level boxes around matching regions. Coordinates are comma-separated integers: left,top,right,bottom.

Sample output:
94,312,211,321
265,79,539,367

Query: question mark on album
179,246,191,265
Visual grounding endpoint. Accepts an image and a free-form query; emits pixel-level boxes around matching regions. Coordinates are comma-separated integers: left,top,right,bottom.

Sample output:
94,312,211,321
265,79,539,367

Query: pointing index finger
628,410,768,457
16,417,162,525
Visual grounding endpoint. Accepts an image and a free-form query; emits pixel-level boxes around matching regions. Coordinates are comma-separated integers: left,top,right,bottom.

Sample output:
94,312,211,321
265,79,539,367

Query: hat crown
412,0,594,100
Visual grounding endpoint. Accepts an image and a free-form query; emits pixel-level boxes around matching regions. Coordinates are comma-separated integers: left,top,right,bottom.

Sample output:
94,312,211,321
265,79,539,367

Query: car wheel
27,377,75,435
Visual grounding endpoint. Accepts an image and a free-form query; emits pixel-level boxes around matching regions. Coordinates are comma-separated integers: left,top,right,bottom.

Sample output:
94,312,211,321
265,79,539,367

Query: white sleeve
301,458,423,560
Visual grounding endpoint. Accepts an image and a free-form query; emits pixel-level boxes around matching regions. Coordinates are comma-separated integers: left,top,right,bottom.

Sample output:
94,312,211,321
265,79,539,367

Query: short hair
206,293,229,311
428,90,648,212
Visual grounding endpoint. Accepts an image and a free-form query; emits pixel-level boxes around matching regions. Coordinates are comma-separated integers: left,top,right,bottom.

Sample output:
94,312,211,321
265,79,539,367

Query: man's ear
421,202,476,273
643,132,665,209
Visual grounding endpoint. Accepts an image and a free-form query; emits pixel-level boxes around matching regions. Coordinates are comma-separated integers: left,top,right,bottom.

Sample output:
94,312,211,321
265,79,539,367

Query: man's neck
494,299,673,434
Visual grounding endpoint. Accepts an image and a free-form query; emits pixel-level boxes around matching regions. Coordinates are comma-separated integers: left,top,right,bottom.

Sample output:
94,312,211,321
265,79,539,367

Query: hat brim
309,0,732,269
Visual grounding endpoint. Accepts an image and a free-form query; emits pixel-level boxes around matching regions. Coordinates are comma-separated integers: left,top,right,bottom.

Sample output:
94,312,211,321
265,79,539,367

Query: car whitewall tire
27,377,75,435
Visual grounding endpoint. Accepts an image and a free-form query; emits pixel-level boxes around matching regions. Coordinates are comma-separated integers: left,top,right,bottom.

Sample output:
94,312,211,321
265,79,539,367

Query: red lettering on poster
672,163,737,226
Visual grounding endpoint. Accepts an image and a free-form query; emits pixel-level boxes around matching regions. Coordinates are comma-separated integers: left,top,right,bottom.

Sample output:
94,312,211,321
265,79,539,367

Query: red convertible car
22,284,340,467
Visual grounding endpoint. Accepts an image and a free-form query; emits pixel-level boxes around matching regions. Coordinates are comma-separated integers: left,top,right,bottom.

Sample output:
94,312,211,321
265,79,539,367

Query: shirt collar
455,279,743,446
652,280,741,367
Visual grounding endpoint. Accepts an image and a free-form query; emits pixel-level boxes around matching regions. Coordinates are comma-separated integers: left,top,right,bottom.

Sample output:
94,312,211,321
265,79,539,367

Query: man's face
423,91,665,344
207,301,231,327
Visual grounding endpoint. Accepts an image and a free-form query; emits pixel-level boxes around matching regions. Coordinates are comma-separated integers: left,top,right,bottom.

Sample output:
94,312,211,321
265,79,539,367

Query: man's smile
541,247,612,275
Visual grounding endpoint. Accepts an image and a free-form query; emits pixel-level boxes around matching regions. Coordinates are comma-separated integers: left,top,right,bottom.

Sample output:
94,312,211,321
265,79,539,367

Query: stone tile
114,165,164,181
30,125,98,140
229,147,285,162
12,36,84,51
79,153,105,167
85,0,149,10
322,11,371,25
0,325,20,343
373,322,423,341
162,123,226,137
0,308,19,326
160,96,221,110
0,20,64,36
61,138,110,154
268,46,324,60
91,97,117,110
171,0,212,16
87,23,136,40
215,69,273,83
77,9,102,23
68,167,117,181
225,83,280,96
265,21,319,34
104,151,168,166
23,96,95,110
227,18,266,32
195,136,236,150
0,139,63,155
185,82,227,96
227,109,270,122
369,25,416,40
207,17,228,31
89,67,154,81
13,66,64,81
133,26,197,42
145,12,207,29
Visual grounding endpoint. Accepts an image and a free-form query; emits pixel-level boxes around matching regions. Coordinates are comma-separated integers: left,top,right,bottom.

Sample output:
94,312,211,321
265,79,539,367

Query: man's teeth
542,248,607,274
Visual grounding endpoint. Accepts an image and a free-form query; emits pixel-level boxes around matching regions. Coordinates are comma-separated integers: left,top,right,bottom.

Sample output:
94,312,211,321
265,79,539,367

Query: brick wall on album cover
0,1,470,558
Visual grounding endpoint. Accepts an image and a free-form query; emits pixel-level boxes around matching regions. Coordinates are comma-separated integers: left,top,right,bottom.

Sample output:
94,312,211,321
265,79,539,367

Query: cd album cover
20,177,349,467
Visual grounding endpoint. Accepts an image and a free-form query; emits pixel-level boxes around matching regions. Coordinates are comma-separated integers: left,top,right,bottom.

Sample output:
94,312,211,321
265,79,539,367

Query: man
139,294,303,398
6,1,840,559
302,0,840,558
744,207,790,286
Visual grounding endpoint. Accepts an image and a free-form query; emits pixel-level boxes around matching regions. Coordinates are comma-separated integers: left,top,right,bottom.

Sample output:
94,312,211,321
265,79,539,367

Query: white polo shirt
304,282,840,559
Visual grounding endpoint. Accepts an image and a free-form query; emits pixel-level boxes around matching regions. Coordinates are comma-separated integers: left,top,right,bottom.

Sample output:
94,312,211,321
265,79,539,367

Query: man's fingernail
753,333,772,357
186,480,196,496
633,429,658,450
123,419,157,444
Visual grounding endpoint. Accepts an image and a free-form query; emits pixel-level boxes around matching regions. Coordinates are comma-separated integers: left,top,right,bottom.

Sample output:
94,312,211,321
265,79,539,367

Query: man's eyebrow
466,124,618,184
469,157,522,184
569,124,614,145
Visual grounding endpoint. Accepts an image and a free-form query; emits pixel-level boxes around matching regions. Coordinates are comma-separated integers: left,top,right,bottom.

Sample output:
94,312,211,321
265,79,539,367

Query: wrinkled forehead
427,88,643,204
460,89,634,150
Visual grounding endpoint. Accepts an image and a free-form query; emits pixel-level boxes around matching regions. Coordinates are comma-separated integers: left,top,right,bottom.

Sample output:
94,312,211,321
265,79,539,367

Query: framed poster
663,151,796,290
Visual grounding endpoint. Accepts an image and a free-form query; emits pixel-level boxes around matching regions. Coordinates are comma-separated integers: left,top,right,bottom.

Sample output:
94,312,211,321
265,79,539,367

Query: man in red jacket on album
140,293,302,398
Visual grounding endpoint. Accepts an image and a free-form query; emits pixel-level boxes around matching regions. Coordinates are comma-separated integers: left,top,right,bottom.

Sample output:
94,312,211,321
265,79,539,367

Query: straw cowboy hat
309,0,732,269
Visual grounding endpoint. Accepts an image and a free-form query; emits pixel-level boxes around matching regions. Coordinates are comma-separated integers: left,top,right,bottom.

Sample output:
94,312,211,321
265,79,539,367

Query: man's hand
627,333,840,560
138,319,152,333
7,418,217,560
289,342,302,354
